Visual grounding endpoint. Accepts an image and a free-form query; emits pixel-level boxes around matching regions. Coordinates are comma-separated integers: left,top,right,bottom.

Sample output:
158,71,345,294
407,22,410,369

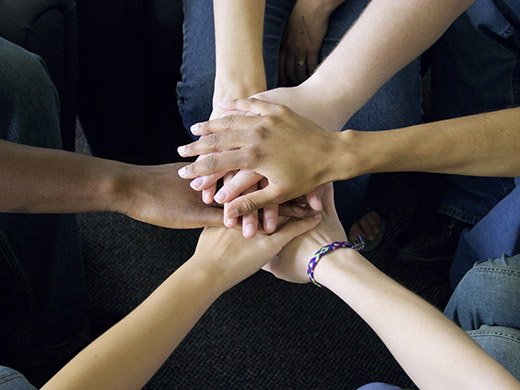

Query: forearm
0,140,128,213
334,108,520,180
213,0,267,99
303,0,473,130
315,251,519,389
43,258,224,390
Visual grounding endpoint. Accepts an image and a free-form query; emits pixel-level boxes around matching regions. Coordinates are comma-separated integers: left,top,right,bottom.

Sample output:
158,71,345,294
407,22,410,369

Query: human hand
263,184,347,284
279,0,334,86
177,98,355,222
118,162,223,229
191,213,322,291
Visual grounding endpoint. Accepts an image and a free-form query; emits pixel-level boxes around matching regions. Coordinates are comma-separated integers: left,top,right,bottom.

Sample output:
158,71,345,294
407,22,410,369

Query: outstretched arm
42,215,321,390
262,0,474,130
264,185,520,389
178,102,520,218
0,140,223,228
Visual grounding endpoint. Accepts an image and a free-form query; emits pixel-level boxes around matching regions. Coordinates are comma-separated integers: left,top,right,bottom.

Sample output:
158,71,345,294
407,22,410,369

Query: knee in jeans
0,45,54,98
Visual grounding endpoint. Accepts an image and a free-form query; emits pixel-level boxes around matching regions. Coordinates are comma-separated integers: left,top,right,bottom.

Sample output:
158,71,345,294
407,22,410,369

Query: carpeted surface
76,126,452,389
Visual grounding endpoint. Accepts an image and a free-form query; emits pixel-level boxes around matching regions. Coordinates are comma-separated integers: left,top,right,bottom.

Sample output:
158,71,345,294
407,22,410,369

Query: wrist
213,77,267,107
185,254,235,295
106,163,147,215
325,130,365,182
313,248,363,289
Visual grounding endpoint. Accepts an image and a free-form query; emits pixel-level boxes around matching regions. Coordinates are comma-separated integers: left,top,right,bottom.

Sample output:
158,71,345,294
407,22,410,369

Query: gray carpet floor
76,126,452,389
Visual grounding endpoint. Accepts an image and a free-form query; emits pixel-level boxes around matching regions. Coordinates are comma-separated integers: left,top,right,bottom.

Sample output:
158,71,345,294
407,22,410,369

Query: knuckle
277,104,290,115
251,125,268,141
262,115,276,128
202,154,219,171
242,197,258,214
221,114,233,130
204,133,221,151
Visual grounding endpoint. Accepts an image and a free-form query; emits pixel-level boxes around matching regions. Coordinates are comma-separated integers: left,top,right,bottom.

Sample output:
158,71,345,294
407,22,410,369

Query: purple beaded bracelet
307,238,365,288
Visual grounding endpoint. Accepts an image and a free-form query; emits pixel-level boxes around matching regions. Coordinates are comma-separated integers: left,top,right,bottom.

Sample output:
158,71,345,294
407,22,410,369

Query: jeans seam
469,328,520,342
0,226,35,355
471,266,520,278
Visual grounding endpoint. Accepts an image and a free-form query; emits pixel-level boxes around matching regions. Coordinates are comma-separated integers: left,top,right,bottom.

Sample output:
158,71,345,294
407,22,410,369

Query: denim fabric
178,0,422,228
448,178,520,287
357,383,402,390
444,254,520,380
0,367,35,390
431,0,520,224
0,38,89,379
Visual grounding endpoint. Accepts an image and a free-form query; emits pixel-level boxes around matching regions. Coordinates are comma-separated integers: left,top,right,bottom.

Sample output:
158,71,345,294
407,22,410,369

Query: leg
444,254,520,379
0,38,88,386
176,0,294,134
449,178,520,287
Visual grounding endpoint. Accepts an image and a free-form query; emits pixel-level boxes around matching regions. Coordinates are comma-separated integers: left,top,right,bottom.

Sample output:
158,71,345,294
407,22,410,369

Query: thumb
269,213,322,248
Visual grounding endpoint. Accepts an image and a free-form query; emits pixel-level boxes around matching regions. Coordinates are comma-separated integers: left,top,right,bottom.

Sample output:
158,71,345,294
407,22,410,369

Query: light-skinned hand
262,183,347,284
191,213,322,291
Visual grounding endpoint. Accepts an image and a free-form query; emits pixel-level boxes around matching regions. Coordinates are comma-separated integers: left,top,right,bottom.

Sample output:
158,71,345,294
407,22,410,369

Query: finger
188,114,263,138
260,178,278,233
306,190,323,211
214,170,263,204
307,50,319,77
278,202,314,218
225,185,281,221
178,150,246,179
178,130,250,157
269,213,322,247
241,184,259,238
294,55,307,84
219,97,283,117
202,184,217,205
190,171,226,191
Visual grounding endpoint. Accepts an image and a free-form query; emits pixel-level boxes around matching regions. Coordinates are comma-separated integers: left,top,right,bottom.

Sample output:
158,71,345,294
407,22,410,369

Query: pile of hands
124,0,350,288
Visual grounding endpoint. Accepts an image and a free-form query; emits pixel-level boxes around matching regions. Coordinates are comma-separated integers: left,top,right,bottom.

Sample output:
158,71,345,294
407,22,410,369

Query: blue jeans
449,177,520,287
431,0,520,225
445,254,520,380
0,38,89,383
0,366,35,390
178,0,422,227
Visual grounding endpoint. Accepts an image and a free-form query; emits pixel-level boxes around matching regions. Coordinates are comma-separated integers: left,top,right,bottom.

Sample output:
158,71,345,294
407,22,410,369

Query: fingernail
178,167,187,178
203,192,213,204
190,177,203,190
264,220,275,233
244,224,255,238
214,190,227,204
190,123,199,134
177,145,185,155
